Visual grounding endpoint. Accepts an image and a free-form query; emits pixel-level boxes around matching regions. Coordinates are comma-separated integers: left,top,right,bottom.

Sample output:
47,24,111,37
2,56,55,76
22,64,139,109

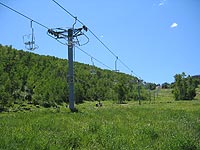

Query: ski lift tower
48,25,88,112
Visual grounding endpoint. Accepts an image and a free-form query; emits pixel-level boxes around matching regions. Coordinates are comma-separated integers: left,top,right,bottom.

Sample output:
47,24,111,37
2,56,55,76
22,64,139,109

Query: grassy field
0,88,200,150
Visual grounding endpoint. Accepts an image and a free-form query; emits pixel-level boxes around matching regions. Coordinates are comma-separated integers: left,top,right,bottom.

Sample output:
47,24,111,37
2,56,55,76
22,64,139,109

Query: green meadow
0,88,200,150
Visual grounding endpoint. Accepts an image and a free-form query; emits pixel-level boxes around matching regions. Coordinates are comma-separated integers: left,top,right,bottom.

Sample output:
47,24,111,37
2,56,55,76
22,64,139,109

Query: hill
1,45,200,149
193,75,200,79
0,44,150,111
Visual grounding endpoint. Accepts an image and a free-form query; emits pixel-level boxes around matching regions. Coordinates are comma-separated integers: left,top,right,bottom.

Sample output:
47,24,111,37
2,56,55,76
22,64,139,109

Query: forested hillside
0,45,149,111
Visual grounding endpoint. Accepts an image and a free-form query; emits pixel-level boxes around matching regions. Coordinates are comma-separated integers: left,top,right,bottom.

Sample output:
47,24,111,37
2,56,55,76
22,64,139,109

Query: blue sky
0,0,199,84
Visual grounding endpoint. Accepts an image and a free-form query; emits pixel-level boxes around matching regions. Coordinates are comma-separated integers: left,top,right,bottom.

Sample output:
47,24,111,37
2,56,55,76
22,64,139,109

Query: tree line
0,45,199,111
0,45,149,111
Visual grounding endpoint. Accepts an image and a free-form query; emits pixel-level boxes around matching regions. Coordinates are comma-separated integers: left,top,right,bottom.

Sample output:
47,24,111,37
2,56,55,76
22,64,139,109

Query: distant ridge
192,75,200,79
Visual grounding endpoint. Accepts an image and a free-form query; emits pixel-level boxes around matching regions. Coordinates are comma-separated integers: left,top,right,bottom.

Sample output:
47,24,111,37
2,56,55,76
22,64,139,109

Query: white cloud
170,23,178,28
159,0,166,6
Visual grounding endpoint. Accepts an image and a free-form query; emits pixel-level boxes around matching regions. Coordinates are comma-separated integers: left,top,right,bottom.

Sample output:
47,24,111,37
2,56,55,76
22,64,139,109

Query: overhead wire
51,0,84,26
118,59,139,77
0,2,49,30
0,1,112,71
75,46,113,70
1,1,141,79
51,0,117,57
51,0,141,78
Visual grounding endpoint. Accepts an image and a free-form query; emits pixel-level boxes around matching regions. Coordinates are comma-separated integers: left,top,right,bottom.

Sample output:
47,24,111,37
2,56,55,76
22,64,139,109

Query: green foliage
0,101,200,149
192,75,200,86
145,82,157,90
114,76,127,104
172,72,197,100
0,45,149,110
162,82,171,89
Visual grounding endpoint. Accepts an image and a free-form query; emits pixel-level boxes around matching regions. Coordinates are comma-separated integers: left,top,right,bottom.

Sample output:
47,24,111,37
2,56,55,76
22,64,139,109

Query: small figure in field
96,100,103,107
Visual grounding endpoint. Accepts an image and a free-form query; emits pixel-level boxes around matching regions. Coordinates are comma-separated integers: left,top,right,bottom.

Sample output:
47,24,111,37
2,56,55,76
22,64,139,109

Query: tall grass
0,98,200,149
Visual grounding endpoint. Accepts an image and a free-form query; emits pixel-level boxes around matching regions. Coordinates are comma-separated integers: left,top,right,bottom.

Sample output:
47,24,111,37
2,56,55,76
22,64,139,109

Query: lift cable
75,46,113,70
1,1,141,79
51,0,117,57
0,2,49,30
51,0,141,78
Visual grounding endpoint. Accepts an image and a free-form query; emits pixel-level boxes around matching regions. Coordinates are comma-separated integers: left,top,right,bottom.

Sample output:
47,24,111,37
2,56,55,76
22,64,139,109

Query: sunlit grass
0,88,200,149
